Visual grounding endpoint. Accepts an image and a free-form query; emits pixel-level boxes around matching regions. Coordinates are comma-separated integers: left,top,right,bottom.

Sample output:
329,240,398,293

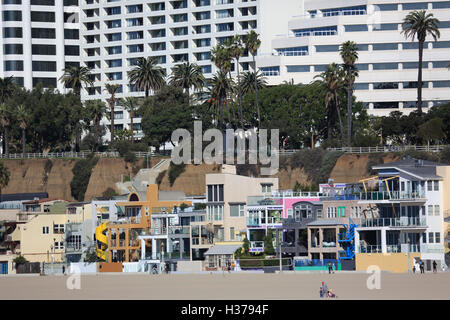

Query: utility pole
278,229,282,273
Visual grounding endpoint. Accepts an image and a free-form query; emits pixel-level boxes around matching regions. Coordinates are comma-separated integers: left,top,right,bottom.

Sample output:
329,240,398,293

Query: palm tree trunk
110,102,115,144
327,102,333,140
227,71,236,126
130,110,134,144
219,98,224,129
417,40,424,114
236,58,244,128
335,93,344,144
253,55,260,129
22,128,26,156
347,86,353,147
4,128,8,155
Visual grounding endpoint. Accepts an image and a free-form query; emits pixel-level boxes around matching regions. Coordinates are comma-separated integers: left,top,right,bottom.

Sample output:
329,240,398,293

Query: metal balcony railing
168,226,190,235
358,245,382,253
149,227,167,236
360,217,427,228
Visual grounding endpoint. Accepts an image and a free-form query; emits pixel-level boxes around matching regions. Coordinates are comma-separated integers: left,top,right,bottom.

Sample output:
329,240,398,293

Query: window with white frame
327,207,337,218
422,232,426,243
428,205,433,216
434,180,439,191
229,227,235,240
287,209,293,219
53,224,64,234
42,226,49,234
208,205,224,221
427,181,433,191
54,241,64,250
429,232,434,243
435,232,440,243
317,209,323,218
230,204,245,217
434,205,440,216
261,184,272,193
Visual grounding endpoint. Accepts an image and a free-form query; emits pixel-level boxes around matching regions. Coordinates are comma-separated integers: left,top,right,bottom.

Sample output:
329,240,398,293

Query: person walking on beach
328,262,332,274
432,261,437,273
420,260,425,274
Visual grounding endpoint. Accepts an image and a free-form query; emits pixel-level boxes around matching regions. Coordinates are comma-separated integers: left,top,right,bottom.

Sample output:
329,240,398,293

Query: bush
352,132,380,147
399,150,439,162
70,155,99,201
440,146,450,164
102,187,118,199
194,202,206,210
179,203,189,212
318,151,343,184
263,233,275,255
168,163,185,187
13,255,28,266
124,151,137,163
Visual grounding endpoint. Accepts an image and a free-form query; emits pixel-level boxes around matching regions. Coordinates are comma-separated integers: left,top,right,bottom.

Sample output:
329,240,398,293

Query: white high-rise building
79,0,300,141
256,0,450,117
0,0,81,92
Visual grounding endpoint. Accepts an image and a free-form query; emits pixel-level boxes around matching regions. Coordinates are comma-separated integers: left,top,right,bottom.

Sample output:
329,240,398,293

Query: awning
205,244,241,256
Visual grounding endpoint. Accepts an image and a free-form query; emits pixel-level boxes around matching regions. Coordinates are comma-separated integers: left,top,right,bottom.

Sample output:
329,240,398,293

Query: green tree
169,62,205,101
0,103,12,155
207,71,234,128
15,105,29,156
128,56,166,97
119,97,140,144
85,99,107,126
59,66,93,96
104,83,121,145
243,30,262,128
0,161,10,197
314,63,345,142
402,10,440,114
0,76,15,103
240,71,267,97
340,41,359,146
263,232,275,255
140,85,192,152
417,117,445,147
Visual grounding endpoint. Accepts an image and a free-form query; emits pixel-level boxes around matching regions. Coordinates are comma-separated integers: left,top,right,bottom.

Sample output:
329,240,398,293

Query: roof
22,198,64,205
205,244,241,255
307,219,344,226
0,192,48,203
372,158,446,180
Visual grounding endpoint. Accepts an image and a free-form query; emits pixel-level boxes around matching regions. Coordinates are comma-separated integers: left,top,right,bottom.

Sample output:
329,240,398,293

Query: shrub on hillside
440,146,450,164
102,187,118,199
399,150,439,162
124,151,137,164
168,163,185,187
70,154,99,201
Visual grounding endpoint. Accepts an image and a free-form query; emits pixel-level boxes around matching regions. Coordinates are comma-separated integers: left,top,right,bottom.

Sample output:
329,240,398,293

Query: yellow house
14,200,68,263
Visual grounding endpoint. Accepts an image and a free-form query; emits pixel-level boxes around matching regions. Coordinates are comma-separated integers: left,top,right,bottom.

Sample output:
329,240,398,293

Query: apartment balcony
360,217,427,228
358,191,426,203
167,226,190,235
65,245,82,253
149,227,167,236
358,245,382,253
246,217,282,226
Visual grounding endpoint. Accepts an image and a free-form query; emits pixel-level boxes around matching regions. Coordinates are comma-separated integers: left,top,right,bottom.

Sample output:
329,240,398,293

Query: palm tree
85,99,107,127
104,83,121,144
402,10,440,114
227,35,245,127
243,30,262,128
314,63,345,142
15,105,28,156
119,97,140,144
0,104,12,155
59,66,93,96
0,76,15,103
128,57,166,97
169,62,205,101
207,71,234,128
211,44,234,126
0,161,10,199
340,41,359,147
240,71,267,96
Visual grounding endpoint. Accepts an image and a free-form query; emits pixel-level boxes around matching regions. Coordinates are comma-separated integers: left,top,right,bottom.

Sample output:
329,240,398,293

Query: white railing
327,145,447,154
360,217,427,228
250,241,264,249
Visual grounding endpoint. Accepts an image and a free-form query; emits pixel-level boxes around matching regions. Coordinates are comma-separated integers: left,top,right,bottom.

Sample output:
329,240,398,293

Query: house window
230,204,245,217
429,232,434,243
230,227,235,240
207,184,224,202
54,241,64,250
428,205,433,216
435,232,440,243
427,181,433,191
338,206,346,217
434,205,440,216
261,184,272,193
327,207,336,218
422,233,426,243
317,209,323,218
53,224,64,234
434,180,439,191
287,209,293,219
42,226,49,234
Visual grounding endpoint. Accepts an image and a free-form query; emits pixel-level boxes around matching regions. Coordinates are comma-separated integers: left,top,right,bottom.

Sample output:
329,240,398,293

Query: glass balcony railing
167,226,190,235
360,217,426,228
359,191,425,201
358,245,382,253
149,227,167,235
322,241,337,248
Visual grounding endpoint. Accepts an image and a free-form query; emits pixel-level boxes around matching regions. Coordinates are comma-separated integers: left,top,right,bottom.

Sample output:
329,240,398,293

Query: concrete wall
177,260,203,273
356,253,421,273
70,262,97,274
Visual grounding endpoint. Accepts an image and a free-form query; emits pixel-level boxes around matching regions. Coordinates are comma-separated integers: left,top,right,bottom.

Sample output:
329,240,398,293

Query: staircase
116,159,171,194
338,218,358,260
